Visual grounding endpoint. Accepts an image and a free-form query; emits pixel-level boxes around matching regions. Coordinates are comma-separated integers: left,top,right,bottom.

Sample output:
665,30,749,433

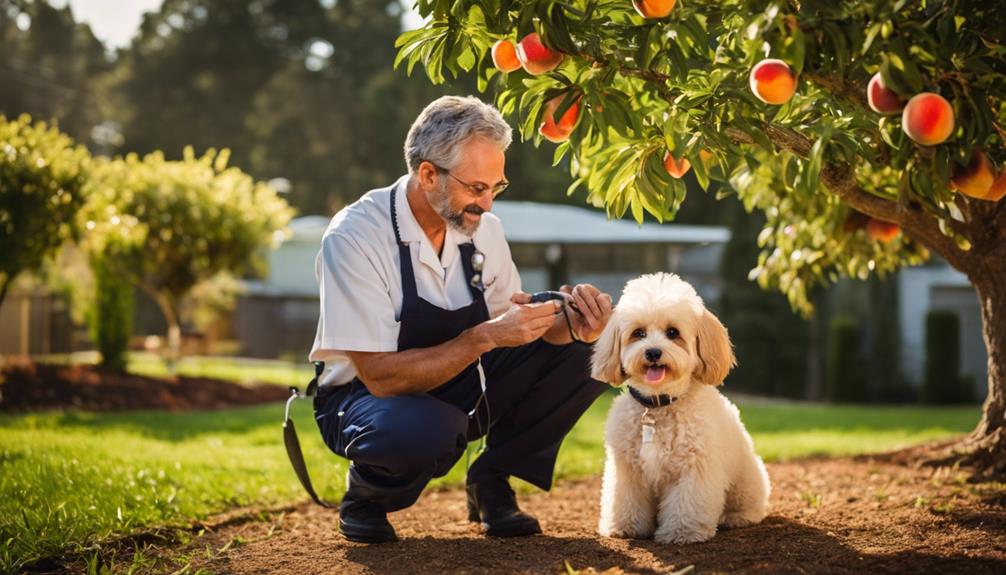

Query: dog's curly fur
591,273,770,544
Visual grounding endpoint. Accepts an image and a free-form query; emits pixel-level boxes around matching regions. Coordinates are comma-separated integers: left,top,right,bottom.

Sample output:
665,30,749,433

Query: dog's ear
694,308,736,386
590,314,624,386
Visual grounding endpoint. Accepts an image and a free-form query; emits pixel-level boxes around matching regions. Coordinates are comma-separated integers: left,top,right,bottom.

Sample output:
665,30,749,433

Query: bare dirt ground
70,455,1006,575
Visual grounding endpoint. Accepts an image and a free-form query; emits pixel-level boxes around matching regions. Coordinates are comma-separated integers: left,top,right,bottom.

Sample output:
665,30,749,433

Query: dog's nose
645,348,662,362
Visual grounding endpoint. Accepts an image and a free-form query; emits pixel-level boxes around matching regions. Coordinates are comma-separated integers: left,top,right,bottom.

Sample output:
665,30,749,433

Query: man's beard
429,179,484,237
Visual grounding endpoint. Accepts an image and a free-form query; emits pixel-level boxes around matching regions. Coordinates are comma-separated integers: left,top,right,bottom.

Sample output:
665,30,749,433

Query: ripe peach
951,149,995,199
539,95,581,143
902,92,954,146
632,0,676,18
867,72,903,115
749,59,797,105
516,33,563,76
491,40,521,73
866,218,900,243
663,151,691,178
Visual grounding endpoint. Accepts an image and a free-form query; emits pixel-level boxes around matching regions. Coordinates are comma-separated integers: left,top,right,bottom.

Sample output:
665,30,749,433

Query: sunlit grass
31,351,315,388
0,387,981,572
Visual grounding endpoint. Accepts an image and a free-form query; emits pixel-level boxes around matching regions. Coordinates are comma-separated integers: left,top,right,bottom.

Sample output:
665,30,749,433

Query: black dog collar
629,386,675,408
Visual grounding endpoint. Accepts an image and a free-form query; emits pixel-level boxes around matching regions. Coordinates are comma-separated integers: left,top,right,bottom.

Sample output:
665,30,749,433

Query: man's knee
348,395,468,475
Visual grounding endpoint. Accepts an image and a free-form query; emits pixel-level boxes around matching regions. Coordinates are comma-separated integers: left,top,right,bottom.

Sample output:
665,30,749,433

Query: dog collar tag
641,410,656,444
641,424,655,444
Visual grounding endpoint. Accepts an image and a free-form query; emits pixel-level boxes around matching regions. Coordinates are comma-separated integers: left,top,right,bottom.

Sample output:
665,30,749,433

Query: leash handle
282,361,335,508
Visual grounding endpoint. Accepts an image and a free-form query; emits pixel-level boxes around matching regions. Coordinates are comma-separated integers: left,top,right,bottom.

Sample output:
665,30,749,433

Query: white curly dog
591,272,770,544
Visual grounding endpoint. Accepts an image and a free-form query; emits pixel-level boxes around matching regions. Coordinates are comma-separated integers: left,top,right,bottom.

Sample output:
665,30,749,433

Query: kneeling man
310,95,612,543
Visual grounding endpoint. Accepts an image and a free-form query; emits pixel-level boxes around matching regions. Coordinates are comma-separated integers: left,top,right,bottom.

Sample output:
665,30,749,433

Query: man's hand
484,298,562,347
559,284,613,344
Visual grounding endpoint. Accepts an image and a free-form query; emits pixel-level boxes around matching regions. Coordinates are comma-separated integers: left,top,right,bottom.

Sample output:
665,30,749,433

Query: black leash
283,361,335,508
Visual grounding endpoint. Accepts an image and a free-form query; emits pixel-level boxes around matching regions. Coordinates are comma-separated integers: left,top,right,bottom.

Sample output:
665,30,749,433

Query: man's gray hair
404,95,512,174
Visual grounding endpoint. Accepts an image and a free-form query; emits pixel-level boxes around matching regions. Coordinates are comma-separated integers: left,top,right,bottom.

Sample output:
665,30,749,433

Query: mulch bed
49,456,1006,574
0,360,290,412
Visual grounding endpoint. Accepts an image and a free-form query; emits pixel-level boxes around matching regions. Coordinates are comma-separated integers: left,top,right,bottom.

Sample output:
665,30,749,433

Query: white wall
899,265,988,396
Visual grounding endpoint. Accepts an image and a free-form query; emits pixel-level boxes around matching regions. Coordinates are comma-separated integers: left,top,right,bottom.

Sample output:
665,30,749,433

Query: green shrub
922,310,972,404
0,114,90,305
825,315,868,403
88,255,133,371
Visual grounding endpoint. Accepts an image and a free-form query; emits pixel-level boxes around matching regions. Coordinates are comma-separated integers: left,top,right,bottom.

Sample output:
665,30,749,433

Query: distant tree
0,0,111,143
79,148,293,366
0,114,90,308
108,0,330,167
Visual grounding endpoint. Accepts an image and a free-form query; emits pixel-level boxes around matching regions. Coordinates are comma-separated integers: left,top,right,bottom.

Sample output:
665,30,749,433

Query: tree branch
573,48,979,271
726,124,973,271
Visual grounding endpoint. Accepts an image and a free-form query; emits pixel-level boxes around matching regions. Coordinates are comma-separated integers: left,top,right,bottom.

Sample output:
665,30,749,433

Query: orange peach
867,72,903,115
539,95,581,143
663,151,691,178
902,92,954,145
632,0,676,18
866,218,900,243
516,33,563,75
951,149,995,199
491,40,521,73
749,59,797,105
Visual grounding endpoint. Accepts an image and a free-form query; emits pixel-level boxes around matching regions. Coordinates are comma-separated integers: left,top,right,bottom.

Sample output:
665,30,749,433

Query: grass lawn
31,352,316,388
0,386,981,573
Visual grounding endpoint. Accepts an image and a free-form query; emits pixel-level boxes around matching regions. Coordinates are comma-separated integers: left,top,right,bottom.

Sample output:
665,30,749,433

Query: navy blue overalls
313,188,607,512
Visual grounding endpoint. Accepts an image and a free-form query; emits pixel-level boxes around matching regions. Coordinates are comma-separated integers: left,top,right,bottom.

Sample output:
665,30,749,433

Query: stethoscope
470,249,486,293
467,248,490,464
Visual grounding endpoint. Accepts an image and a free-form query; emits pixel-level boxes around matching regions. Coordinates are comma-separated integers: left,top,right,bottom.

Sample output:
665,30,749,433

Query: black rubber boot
466,478,542,537
339,498,397,544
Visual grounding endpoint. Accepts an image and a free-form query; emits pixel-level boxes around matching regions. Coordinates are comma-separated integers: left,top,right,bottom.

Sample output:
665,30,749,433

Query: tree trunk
142,284,181,376
958,258,1006,479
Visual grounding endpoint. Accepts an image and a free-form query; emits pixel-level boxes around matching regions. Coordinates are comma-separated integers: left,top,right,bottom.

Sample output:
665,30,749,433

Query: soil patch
0,360,290,412
59,456,1006,574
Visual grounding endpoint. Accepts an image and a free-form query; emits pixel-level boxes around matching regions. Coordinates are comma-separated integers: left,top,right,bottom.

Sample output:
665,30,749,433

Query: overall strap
390,187,419,304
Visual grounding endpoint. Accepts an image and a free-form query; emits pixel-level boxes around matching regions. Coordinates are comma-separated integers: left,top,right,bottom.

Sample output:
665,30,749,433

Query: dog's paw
719,512,760,529
653,526,716,544
598,523,650,539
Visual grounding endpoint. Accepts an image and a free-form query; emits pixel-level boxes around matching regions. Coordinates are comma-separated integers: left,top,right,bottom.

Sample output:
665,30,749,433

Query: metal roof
287,201,729,245
489,201,729,245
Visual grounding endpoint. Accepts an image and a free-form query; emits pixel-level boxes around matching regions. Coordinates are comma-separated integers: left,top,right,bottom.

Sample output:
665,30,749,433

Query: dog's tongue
645,366,666,383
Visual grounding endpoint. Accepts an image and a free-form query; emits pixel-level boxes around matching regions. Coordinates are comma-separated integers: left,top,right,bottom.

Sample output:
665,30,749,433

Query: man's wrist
465,323,496,355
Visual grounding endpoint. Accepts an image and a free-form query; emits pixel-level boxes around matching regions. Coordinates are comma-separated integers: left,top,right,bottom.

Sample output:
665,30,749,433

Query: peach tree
395,0,1006,476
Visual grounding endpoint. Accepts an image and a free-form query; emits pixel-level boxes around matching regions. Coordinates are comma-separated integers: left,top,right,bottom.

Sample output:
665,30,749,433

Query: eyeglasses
429,163,509,199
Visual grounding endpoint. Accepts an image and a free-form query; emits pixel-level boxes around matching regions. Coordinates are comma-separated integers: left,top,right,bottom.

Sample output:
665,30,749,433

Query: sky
56,0,425,49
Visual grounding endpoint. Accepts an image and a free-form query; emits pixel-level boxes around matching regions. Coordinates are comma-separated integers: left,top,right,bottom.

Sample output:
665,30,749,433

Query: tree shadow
336,515,1006,574
342,534,663,575
625,516,1006,574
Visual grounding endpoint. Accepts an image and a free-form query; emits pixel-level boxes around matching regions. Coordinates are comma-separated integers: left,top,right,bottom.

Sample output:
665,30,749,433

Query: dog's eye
631,328,646,339
665,328,679,340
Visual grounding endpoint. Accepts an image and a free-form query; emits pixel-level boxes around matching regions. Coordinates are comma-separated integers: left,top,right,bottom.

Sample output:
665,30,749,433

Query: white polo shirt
309,175,522,385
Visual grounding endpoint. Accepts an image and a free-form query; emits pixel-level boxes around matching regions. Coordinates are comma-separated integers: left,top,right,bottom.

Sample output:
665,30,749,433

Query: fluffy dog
591,272,770,544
